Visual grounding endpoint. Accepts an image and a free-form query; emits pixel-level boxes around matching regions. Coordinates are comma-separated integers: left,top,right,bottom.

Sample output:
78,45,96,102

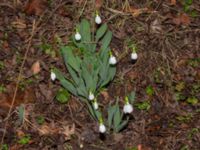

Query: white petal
131,52,138,60
95,15,102,24
75,32,81,41
88,93,95,100
109,56,117,65
123,104,133,114
99,124,106,133
51,72,56,81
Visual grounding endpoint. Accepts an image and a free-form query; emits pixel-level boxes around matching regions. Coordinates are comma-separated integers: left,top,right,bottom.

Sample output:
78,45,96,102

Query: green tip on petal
109,50,112,56
99,117,103,124
125,96,129,104
95,10,99,16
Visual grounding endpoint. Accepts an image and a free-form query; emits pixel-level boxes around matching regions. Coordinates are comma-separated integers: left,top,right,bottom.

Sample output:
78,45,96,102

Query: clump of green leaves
0,61,4,70
135,101,151,111
36,116,45,125
107,92,135,132
56,88,70,104
0,84,6,93
146,85,154,96
18,135,31,145
53,19,116,120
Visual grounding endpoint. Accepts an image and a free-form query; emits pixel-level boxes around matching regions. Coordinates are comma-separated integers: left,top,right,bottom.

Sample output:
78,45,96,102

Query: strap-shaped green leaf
95,24,108,41
128,91,136,104
81,62,94,92
100,30,112,52
53,68,77,96
61,46,80,73
77,78,88,98
113,105,121,130
80,19,92,51
107,104,116,128
115,118,129,132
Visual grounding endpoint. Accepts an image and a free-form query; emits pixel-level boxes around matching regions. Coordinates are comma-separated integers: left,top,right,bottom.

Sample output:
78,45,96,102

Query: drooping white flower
99,123,106,133
75,32,81,41
93,99,98,110
50,72,56,81
88,92,95,100
123,103,133,114
109,55,117,65
95,14,102,24
131,52,138,60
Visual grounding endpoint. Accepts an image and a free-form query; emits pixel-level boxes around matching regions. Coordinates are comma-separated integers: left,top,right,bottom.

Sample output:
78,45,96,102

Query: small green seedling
0,84,6,93
135,101,151,111
36,116,45,125
56,88,70,104
0,61,4,70
145,85,154,96
18,135,31,145
187,128,199,139
1,144,8,150
186,97,198,105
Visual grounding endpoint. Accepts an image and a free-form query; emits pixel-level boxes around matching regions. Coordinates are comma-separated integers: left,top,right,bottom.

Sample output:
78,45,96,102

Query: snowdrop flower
109,55,117,65
93,99,98,110
123,97,133,114
95,13,102,24
88,91,95,100
99,123,106,133
75,29,81,41
99,118,106,133
131,52,138,60
50,71,56,81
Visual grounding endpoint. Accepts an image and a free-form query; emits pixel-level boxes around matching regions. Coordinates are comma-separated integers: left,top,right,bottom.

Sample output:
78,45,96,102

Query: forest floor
0,0,200,150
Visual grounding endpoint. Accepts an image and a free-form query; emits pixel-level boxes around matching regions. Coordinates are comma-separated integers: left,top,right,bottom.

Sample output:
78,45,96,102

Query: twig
0,20,36,147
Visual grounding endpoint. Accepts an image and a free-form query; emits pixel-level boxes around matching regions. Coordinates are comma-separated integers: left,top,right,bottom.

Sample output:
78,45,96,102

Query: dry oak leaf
173,13,190,26
128,7,149,17
31,60,41,74
25,0,47,16
170,0,176,5
95,0,103,9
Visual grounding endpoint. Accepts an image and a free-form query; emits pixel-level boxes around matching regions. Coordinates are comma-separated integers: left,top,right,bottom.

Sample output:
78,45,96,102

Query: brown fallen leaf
25,0,47,16
95,0,103,9
31,60,41,74
128,7,149,17
170,0,176,5
0,84,36,112
173,13,190,26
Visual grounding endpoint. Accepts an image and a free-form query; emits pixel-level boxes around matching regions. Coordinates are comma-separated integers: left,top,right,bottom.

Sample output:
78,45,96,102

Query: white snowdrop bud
75,32,81,41
88,92,95,101
123,103,133,114
95,14,102,24
50,72,56,81
131,52,138,60
109,55,117,65
99,123,106,133
93,100,98,110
